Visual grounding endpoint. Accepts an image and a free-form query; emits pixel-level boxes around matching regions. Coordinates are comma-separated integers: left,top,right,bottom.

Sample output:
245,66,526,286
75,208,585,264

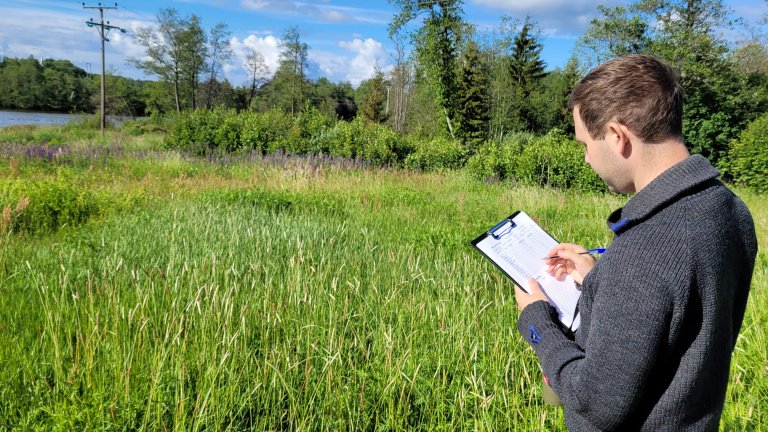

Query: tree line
1,0,766,168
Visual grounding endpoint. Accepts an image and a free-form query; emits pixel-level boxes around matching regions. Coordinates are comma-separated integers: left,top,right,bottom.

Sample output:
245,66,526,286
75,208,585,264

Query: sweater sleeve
517,268,673,430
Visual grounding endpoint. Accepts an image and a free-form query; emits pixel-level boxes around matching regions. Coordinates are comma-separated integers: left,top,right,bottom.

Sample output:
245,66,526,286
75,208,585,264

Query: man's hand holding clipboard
471,211,602,332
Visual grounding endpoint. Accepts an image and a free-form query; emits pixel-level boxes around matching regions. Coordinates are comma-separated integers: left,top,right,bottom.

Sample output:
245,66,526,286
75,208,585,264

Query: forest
1,0,767,168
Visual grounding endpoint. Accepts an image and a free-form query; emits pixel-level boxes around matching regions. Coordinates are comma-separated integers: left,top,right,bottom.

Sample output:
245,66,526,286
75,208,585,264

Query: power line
83,2,126,134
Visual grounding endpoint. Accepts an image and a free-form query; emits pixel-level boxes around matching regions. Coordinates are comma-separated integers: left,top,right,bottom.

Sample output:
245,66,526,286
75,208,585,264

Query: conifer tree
456,40,489,150
359,71,388,123
509,17,547,131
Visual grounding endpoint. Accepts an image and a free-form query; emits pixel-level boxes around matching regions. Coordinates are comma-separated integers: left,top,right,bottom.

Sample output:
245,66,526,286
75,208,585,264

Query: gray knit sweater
517,155,757,431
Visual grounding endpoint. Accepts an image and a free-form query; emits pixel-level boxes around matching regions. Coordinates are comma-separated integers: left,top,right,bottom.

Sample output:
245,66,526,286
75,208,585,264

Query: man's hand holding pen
543,243,599,285
514,243,601,312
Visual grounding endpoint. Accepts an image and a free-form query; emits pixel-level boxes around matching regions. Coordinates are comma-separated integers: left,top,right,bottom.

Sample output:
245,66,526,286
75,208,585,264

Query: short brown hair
569,55,683,143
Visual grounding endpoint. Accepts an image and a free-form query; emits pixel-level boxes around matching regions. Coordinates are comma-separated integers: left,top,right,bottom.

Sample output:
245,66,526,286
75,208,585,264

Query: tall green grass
0,142,765,430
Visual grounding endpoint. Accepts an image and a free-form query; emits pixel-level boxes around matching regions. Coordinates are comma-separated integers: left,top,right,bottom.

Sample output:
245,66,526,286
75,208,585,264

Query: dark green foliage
311,78,357,121
166,109,414,167
515,129,604,192
465,130,604,192
166,108,239,153
509,18,546,86
240,109,298,154
357,71,388,124
389,0,465,137
508,18,547,131
0,57,93,113
404,137,466,171
455,40,489,150
465,132,533,182
722,113,768,192
525,60,580,134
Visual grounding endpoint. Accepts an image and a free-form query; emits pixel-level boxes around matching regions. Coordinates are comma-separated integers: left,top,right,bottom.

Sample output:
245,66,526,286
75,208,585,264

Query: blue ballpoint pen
544,248,606,260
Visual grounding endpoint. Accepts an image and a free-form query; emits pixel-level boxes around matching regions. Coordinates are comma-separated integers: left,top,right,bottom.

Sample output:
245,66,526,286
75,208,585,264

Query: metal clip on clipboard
488,218,516,240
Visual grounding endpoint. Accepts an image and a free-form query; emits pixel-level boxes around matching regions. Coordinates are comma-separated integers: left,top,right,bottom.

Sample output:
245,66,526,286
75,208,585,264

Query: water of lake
0,110,89,128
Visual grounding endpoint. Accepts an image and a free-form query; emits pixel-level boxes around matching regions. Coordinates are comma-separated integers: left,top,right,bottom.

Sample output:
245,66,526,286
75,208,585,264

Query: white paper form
474,212,581,330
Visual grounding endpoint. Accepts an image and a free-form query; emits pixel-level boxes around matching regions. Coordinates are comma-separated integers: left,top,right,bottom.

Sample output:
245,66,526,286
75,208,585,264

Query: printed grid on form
477,212,581,329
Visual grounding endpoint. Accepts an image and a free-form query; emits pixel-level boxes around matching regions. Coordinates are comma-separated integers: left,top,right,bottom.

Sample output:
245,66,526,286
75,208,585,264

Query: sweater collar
607,154,720,234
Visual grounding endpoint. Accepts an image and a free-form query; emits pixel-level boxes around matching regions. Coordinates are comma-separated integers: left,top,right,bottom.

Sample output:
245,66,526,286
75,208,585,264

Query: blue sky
0,0,765,87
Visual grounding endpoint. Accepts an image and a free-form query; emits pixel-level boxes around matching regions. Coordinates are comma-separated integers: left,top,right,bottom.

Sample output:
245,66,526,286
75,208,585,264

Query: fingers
545,243,586,258
544,244,596,285
514,278,550,311
552,262,571,281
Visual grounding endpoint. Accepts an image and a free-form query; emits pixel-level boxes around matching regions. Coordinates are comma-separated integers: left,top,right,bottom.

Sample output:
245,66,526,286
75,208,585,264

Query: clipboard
471,211,581,330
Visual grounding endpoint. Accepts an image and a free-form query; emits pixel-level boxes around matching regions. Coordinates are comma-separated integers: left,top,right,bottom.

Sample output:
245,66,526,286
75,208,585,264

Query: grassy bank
0,130,765,430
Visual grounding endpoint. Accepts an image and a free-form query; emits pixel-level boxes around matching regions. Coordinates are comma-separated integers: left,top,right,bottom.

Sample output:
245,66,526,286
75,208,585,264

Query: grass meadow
0,127,766,430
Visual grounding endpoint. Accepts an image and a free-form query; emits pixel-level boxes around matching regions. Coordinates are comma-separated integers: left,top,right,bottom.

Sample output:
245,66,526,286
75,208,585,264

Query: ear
605,121,632,158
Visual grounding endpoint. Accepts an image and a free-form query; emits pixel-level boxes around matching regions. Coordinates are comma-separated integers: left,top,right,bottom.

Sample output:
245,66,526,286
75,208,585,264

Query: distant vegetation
1,0,767,189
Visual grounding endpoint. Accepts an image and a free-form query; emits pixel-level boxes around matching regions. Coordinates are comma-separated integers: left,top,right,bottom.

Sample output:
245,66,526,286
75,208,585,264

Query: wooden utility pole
83,2,126,134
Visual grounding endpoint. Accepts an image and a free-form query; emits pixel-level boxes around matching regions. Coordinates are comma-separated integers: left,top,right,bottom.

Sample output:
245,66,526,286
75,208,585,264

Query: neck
632,139,690,193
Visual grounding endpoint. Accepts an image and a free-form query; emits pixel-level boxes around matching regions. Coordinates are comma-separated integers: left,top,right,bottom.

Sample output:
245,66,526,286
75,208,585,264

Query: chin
607,184,634,195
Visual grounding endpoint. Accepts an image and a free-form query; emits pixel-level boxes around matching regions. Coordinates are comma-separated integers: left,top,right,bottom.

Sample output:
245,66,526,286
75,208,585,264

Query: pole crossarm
82,2,126,134
85,19,127,41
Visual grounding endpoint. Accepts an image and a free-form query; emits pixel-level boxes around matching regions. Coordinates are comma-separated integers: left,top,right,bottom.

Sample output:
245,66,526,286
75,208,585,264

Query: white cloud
470,0,625,37
0,4,147,77
241,0,269,10
337,38,390,86
321,10,347,22
229,34,282,80
238,0,391,25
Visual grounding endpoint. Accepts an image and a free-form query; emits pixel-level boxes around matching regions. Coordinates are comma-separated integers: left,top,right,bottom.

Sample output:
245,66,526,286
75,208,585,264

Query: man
513,54,757,431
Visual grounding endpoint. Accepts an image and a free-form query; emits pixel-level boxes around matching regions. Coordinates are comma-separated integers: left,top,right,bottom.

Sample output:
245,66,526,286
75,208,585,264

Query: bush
164,108,415,167
515,129,604,192
166,108,237,153
404,137,466,171
465,132,533,182
312,118,414,166
0,180,101,235
240,109,297,154
723,113,768,192
465,129,604,192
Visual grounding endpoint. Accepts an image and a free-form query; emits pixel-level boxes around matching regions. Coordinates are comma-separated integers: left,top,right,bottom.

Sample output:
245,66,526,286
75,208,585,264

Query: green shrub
323,118,366,159
313,118,414,166
0,180,101,234
166,108,238,154
240,109,297,154
515,129,604,192
465,132,533,182
214,113,244,152
723,113,768,192
164,108,414,166
295,106,334,142
404,137,467,171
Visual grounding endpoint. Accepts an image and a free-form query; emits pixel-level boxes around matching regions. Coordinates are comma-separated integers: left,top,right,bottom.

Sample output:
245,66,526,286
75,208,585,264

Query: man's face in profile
573,107,629,194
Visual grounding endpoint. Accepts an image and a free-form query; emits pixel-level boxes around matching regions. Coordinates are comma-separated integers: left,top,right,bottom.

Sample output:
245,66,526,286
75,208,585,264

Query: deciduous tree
390,0,466,138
